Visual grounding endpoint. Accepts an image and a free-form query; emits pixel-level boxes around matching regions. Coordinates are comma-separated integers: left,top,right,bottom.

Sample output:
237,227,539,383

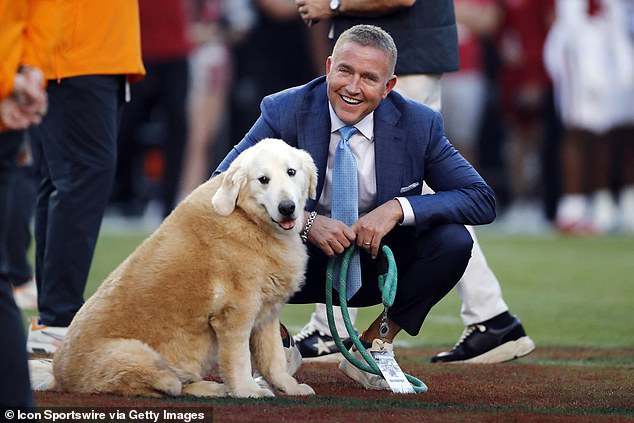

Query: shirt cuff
395,197,415,226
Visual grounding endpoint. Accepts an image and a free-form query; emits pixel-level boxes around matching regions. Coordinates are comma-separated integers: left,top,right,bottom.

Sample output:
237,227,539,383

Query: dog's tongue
279,219,296,230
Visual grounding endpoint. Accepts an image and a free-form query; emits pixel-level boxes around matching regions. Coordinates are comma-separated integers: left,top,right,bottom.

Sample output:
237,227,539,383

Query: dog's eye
258,176,270,185
287,168,296,177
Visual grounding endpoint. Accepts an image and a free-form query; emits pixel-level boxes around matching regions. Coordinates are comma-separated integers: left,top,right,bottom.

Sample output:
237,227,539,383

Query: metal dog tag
370,350,415,394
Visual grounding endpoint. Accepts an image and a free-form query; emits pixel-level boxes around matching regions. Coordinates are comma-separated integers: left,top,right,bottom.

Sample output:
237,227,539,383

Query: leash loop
325,244,428,393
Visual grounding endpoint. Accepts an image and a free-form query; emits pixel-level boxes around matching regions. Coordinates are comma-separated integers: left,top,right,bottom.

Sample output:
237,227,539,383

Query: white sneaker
26,317,68,355
592,190,618,233
620,187,634,233
13,278,38,310
338,339,390,390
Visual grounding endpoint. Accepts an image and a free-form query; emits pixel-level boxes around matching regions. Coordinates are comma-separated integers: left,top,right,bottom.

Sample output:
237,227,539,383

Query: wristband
300,211,317,243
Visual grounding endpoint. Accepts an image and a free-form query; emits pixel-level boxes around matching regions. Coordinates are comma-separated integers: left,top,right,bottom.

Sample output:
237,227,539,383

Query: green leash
325,244,428,393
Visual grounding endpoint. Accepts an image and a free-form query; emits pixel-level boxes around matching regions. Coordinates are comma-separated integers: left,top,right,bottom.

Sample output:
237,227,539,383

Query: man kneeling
214,24,496,389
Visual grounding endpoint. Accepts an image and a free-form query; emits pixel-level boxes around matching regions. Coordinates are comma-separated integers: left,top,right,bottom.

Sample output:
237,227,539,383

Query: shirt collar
328,102,374,142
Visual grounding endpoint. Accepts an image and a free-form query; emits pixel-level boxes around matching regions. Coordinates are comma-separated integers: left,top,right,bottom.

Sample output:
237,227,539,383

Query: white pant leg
457,226,509,325
395,74,443,112
309,303,358,337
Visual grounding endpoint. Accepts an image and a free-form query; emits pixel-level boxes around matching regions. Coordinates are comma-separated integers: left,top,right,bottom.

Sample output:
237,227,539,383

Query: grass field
24,229,634,421
24,229,634,350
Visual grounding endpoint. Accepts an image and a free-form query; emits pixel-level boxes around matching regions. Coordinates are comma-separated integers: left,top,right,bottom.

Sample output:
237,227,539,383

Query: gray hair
332,24,397,76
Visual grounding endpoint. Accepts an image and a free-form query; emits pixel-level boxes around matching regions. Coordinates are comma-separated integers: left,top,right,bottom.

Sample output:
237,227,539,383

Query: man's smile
341,95,362,105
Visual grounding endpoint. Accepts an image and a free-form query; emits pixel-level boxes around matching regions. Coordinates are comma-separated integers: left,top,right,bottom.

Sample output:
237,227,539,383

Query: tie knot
338,125,358,143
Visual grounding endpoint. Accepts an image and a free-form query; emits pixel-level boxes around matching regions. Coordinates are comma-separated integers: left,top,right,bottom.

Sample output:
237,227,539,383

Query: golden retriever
50,138,317,398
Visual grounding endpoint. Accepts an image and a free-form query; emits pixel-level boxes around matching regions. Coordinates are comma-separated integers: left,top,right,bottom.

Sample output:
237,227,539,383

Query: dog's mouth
273,218,296,230
271,218,297,231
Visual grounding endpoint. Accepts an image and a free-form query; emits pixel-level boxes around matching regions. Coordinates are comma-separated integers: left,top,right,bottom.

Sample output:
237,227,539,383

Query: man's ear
383,75,397,99
211,164,246,216
325,56,333,78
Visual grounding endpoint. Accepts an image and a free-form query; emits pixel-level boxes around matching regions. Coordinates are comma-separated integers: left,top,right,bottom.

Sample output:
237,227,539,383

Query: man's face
326,41,397,125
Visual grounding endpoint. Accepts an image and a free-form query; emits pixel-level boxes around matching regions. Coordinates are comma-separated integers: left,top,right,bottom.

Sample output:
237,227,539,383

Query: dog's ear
300,151,318,200
211,164,246,216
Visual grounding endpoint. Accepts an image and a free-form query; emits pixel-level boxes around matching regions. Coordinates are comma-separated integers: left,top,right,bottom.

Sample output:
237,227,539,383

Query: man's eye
287,168,296,177
258,176,270,184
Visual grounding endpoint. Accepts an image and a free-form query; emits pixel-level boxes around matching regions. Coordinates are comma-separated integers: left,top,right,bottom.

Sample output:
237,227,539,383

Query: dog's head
212,138,318,233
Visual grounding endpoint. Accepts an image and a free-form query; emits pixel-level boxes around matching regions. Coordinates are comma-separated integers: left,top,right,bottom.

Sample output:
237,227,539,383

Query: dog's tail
29,358,56,391
53,338,184,397
93,338,184,397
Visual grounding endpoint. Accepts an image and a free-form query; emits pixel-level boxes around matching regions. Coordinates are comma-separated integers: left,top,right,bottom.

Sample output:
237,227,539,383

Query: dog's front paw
230,384,275,398
265,372,315,396
284,383,315,396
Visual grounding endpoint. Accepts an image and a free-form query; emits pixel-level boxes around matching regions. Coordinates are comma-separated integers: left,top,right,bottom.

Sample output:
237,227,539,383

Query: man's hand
295,0,330,26
15,67,48,117
351,199,403,259
1,69,48,130
306,212,357,257
0,97,33,130
295,0,416,25
305,200,403,259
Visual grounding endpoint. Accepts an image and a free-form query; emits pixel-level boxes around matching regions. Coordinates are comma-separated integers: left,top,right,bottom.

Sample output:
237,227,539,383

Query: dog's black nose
278,200,296,217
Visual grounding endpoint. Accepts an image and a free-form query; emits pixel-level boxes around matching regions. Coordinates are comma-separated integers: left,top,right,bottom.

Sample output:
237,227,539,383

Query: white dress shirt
317,103,415,224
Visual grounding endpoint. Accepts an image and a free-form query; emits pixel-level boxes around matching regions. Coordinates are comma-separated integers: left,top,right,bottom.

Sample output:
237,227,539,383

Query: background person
24,1,145,354
0,0,46,409
178,0,233,200
6,140,37,310
441,0,501,166
545,0,634,234
112,0,191,219
493,0,553,230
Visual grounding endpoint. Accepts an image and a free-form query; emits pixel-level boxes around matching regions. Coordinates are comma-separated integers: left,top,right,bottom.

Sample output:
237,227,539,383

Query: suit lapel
295,84,405,209
374,98,405,205
297,88,331,209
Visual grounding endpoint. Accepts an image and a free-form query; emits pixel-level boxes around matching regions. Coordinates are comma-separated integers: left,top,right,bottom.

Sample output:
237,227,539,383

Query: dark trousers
0,281,34,408
0,131,25,282
114,59,189,217
6,164,36,286
0,130,34,408
290,224,473,336
29,75,125,327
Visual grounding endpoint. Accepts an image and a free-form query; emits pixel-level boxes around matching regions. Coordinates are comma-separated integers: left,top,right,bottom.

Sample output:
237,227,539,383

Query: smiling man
214,25,496,390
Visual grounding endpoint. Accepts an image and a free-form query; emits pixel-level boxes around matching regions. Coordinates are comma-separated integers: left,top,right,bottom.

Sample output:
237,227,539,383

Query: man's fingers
370,239,381,259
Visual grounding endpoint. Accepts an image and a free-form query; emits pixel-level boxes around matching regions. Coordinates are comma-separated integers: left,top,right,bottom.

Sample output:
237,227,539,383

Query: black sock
481,311,514,329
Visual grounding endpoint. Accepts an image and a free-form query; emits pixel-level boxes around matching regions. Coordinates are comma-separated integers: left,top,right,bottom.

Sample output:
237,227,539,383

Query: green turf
23,230,634,349
288,232,634,349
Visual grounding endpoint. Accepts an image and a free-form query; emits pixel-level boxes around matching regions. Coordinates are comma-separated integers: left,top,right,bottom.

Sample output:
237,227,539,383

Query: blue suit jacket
214,77,496,233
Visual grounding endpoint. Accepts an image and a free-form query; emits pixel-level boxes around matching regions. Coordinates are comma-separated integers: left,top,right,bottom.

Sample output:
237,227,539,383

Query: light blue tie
331,125,361,299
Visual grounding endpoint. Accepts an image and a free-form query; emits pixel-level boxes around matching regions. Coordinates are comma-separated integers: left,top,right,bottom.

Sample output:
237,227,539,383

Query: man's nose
346,75,361,93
